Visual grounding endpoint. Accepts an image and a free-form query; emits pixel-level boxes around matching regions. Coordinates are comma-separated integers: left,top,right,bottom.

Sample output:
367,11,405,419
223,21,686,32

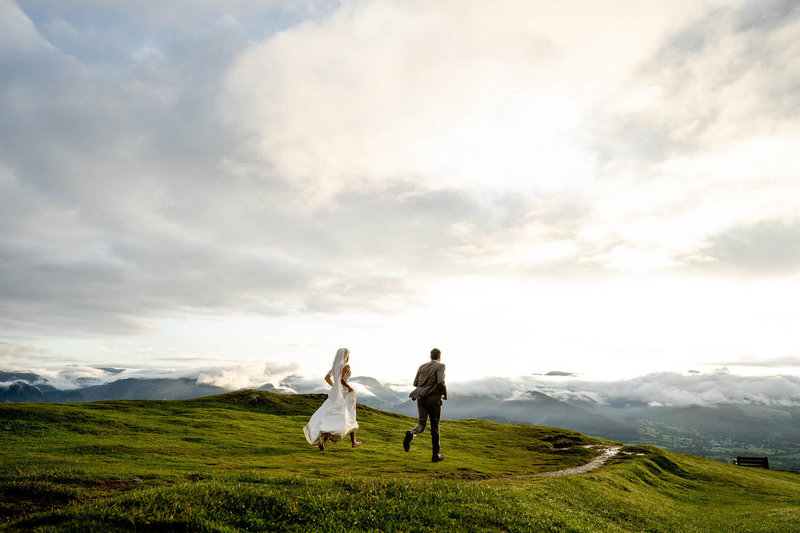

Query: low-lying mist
4,363,800,408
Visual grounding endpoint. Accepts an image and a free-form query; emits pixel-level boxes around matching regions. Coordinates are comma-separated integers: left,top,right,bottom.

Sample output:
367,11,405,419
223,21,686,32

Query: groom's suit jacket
409,360,447,401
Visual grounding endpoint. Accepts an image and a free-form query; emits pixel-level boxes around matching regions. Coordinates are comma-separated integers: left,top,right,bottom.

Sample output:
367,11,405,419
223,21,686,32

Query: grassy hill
2,391,800,531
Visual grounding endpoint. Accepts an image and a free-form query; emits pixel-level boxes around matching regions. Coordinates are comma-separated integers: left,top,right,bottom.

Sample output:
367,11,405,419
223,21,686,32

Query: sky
1,0,799,385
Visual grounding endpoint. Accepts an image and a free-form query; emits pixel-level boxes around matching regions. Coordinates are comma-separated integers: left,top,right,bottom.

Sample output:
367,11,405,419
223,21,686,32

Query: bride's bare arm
325,371,333,387
340,364,354,393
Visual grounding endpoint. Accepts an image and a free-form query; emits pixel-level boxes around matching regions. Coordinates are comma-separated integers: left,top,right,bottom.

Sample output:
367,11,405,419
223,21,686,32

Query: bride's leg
318,434,327,451
351,431,362,447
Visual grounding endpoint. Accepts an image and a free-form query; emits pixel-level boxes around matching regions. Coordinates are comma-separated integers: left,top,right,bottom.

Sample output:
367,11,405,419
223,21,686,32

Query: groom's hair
430,348,441,360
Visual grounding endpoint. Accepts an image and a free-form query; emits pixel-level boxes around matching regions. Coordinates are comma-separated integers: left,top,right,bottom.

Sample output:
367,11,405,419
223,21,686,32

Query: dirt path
474,445,623,483
538,445,623,477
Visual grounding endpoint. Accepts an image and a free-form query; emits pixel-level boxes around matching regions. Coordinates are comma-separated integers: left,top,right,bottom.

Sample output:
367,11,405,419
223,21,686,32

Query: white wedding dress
303,349,359,445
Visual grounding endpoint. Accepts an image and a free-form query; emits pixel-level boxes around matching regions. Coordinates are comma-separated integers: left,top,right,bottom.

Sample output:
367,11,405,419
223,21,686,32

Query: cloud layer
1,0,799,376
5,361,800,409
447,370,800,408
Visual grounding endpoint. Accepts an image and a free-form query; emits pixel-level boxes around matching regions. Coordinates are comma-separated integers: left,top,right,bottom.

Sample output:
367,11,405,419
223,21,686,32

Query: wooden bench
732,456,769,469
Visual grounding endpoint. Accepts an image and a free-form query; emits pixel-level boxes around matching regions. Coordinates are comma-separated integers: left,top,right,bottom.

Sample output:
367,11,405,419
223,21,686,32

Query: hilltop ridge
2,390,800,531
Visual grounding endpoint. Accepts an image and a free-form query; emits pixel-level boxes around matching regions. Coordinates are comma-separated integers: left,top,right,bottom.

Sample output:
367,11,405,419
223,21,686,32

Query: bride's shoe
318,443,325,451
351,440,362,447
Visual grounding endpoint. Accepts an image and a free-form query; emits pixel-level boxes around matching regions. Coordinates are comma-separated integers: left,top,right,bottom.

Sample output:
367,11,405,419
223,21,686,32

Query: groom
403,348,448,462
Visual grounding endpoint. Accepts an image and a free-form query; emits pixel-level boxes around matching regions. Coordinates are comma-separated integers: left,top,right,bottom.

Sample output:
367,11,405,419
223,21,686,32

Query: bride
303,348,362,450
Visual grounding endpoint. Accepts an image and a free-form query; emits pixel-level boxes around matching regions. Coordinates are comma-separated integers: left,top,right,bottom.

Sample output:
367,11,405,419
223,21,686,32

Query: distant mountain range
0,374,227,402
3,370,799,470
0,371,404,408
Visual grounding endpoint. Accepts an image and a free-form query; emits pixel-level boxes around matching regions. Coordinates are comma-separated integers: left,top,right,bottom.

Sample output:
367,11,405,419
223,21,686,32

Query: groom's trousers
411,395,442,457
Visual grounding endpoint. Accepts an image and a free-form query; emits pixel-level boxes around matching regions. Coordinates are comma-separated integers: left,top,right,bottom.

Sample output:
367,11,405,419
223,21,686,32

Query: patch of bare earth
538,445,623,477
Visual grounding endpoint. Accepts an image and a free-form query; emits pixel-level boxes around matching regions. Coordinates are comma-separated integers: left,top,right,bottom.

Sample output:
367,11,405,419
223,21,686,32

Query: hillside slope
2,390,800,531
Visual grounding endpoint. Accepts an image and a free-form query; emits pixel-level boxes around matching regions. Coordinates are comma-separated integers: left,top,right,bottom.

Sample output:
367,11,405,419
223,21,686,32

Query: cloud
196,361,299,390
1,2,475,337
448,377,532,399
583,0,800,273
0,341,43,360
1,360,303,391
2,0,799,384
5,0,566,341
279,375,329,395
1,2,256,335
221,0,712,199
7,358,800,408
702,220,800,275
714,355,800,368
596,371,800,407
221,0,800,278
445,370,800,407
5,364,120,389
595,0,800,165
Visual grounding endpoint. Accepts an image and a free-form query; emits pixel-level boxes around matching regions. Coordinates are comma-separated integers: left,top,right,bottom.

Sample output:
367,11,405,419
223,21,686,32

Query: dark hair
430,348,441,360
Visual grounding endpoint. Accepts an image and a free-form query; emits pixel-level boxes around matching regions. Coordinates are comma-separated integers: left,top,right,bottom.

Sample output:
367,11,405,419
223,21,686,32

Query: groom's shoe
432,454,444,463
403,431,413,452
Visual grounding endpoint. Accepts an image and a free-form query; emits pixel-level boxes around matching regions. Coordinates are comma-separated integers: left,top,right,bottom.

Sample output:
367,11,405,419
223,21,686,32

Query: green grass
2,390,800,531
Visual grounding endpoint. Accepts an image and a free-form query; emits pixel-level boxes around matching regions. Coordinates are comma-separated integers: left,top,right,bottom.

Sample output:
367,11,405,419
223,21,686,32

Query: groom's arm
437,364,447,400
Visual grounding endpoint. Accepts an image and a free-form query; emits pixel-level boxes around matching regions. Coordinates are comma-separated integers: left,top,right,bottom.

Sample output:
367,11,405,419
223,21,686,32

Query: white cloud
221,0,800,278
3,0,800,382
221,0,719,199
350,381,375,397
2,361,303,391
449,370,800,407
0,0,54,55
10,365,114,390
196,362,299,390
584,2,800,272
605,371,800,407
